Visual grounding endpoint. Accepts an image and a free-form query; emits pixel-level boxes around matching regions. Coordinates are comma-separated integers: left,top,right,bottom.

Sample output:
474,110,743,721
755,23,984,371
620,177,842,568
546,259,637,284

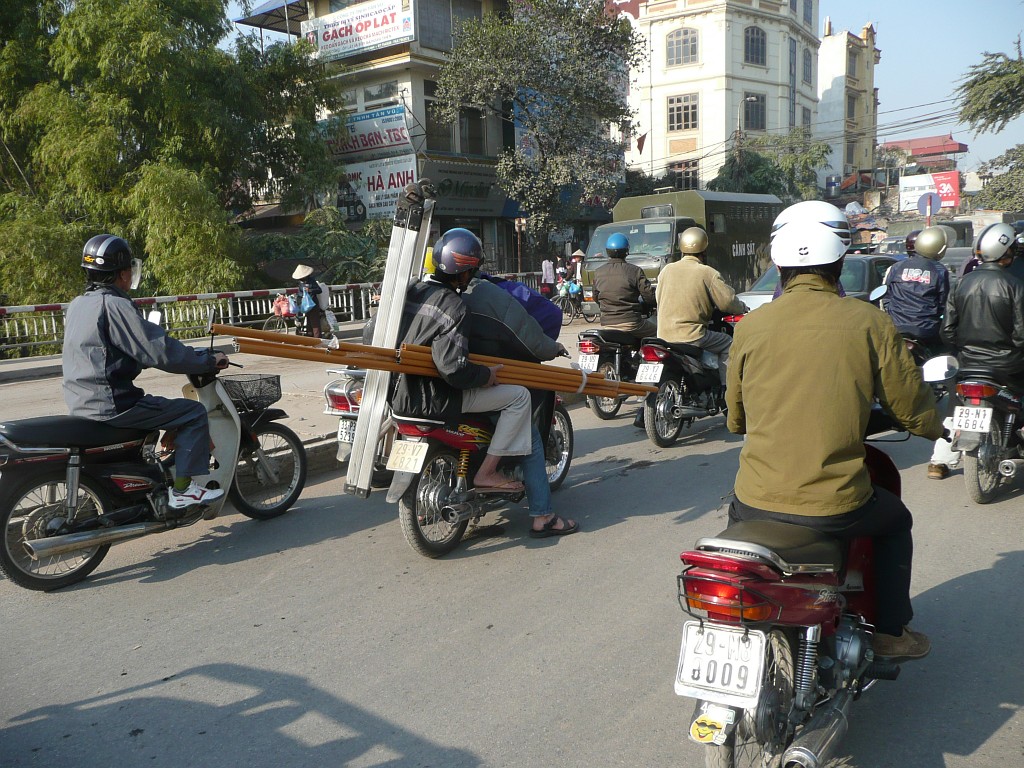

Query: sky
226,0,1024,170
822,0,1024,170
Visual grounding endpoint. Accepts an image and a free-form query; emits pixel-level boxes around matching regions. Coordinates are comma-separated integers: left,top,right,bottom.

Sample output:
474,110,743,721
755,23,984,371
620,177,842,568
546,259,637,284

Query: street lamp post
514,217,527,274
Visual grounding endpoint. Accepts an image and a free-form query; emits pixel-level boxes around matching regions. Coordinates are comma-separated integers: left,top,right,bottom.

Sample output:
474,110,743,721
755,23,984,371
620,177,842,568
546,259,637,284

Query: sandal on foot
529,515,579,538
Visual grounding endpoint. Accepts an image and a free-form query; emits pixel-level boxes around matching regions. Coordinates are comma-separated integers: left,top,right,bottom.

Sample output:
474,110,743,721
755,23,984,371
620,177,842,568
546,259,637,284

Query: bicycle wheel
556,297,573,326
263,316,289,333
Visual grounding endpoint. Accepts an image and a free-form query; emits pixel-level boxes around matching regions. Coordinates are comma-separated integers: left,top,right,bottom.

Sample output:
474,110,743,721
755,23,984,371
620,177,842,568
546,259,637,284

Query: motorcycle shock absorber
1001,411,1016,447
457,449,472,482
794,625,821,711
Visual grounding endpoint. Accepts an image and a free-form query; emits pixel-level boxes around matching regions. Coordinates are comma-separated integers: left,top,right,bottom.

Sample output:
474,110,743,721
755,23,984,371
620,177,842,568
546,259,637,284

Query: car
732,254,900,316
875,235,908,256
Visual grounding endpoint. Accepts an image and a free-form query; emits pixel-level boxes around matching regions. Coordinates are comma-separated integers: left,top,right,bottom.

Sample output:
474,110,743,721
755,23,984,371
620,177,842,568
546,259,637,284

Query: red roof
879,134,968,158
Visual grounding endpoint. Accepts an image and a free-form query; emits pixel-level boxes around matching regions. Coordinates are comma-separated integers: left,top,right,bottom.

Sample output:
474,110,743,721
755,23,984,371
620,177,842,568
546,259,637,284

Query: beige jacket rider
726,274,943,516
656,255,746,343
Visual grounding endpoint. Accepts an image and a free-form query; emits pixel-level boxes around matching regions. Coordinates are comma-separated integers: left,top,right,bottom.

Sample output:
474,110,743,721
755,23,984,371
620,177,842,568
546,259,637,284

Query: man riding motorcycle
941,222,1024,390
62,234,229,514
590,233,657,339
655,226,747,387
725,201,944,661
884,226,950,349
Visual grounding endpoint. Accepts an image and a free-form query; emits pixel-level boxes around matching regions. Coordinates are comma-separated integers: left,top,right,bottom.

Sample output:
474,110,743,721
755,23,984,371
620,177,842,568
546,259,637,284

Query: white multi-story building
815,19,880,189
622,0,821,190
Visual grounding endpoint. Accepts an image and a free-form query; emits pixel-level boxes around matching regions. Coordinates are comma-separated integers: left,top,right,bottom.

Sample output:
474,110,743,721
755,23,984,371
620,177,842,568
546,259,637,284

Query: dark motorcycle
0,371,307,591
637,338,725,447
674,410,924,768
576,328,644,419
949,362,1024,503
384,394,574,558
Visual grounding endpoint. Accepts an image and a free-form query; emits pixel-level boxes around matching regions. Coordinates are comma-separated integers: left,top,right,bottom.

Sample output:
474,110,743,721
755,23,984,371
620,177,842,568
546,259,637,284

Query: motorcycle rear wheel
704,630,795,768
963,421,1003,504
398,449,468,558
645,378,685,447
0,470,111,591
229,422,308,519
588,361,623,419
546,403,574,491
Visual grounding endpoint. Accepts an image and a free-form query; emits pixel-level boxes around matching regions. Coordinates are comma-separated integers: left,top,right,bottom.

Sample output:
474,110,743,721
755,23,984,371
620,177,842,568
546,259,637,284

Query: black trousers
729,486,913,635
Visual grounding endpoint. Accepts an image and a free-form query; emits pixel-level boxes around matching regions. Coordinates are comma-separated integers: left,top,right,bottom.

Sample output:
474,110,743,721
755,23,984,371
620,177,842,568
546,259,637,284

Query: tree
706,151,794,199
746,127,831,200
432,0,644,236
957,36,1024,134
973,144,1024,212
0,0,347,303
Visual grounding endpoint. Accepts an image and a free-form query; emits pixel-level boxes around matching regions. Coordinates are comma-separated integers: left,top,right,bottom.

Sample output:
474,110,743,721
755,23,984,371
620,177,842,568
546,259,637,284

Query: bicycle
263,294,317,336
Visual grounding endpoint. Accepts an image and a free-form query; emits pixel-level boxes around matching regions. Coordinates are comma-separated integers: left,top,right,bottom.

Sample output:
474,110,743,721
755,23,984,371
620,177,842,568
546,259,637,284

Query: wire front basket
220,374,282,412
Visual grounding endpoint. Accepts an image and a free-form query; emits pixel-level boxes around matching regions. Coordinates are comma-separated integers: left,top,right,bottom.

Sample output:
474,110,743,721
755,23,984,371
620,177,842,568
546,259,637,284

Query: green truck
579,190,784,300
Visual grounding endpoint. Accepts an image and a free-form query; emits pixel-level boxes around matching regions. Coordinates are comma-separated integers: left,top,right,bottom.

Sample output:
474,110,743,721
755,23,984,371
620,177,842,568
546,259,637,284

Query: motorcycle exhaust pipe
998,458,1024,478
782,688,853,768
24,521,169,560
671,406,708,419
440,503,475,525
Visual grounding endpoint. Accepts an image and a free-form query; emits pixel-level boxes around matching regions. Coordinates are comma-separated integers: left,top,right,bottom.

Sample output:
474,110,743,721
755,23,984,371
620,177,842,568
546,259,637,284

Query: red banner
931,171,960,208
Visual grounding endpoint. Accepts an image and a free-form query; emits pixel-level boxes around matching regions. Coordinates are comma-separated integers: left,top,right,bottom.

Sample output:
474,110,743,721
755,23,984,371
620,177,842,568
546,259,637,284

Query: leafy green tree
706,150,794,199
957,37,1024,134
746,127,831,200
432,0,644,236
973,144,1024,212
0,0,347,304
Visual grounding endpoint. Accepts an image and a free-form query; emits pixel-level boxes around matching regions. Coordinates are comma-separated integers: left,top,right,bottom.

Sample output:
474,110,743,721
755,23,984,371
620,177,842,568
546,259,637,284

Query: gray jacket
62,285,219,418
461,278,561,363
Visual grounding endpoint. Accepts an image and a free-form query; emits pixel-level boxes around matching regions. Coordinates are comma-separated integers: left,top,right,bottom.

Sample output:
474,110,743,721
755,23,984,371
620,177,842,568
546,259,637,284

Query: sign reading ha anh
326,107,413,162
302,0,415,63
344,154,418,220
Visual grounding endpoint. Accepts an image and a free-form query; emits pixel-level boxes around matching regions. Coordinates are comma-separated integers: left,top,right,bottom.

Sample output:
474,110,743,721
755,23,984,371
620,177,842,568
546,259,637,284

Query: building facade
622,0,821,190
814,19,880,189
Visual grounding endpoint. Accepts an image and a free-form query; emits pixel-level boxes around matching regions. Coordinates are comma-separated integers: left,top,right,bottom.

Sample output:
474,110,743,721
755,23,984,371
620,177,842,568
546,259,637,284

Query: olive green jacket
726,275,943,515
656,255,746,343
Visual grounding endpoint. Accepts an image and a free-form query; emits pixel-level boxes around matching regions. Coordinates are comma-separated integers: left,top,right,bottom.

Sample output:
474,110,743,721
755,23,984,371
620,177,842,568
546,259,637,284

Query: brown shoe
927,463,950,480
873,626,931,661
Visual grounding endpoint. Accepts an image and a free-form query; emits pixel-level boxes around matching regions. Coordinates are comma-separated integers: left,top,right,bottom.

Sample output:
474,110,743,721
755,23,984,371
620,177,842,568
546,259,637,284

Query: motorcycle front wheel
229,422,308,519
546,403,574,491
963,418,1004,504
588,361,623,419
645,377,686,447
705,629,795,768
398,448,468,558
0,470,111,591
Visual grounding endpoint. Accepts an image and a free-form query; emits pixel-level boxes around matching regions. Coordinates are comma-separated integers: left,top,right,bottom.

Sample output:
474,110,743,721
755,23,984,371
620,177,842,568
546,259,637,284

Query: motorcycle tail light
325,389,357,412
679,574,774,623
640,345,668,362
722,314,745,324
578,340,600,354
957,382,999,399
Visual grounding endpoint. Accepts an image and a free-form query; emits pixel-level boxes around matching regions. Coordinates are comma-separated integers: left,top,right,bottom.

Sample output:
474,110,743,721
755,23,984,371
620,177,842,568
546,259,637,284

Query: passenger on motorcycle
883,226,950,348
655,226,747,386
62,235,229,513
726,201,943,661
590,233,657,339
390,228,532,493
461,272,578,537
941,222,1024,390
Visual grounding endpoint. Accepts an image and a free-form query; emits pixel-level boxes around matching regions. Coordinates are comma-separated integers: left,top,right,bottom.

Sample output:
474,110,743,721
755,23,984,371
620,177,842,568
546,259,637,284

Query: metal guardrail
0,284,377,359
0,273,542,359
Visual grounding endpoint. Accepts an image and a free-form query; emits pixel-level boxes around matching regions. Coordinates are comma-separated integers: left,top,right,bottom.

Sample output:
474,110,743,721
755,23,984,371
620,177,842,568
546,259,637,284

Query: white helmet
771,201,852,248
770,221,847,267
974,222,1016,263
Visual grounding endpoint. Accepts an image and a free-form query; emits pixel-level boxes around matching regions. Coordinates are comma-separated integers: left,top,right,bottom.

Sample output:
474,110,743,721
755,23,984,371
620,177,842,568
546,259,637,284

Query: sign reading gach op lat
302,0,415,63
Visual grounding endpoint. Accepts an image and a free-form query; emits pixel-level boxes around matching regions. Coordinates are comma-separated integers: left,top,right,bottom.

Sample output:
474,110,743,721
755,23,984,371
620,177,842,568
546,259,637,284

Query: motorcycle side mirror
868,285,887,303
147,309,163,326
922,355,958,383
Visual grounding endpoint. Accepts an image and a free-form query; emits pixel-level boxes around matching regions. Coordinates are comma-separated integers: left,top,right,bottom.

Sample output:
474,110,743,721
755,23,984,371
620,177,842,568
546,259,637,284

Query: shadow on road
1,662,479,768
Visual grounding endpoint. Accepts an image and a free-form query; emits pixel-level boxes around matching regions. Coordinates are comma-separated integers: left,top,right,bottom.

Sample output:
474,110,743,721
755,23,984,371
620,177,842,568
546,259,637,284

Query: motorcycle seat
0,416,152,449
697,520,844,575
958,369,1024,393
642,337,704,360
581,328,641,347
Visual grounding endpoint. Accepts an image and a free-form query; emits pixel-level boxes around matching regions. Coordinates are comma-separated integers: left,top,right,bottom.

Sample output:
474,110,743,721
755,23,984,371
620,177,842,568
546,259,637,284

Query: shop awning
233,0,309,36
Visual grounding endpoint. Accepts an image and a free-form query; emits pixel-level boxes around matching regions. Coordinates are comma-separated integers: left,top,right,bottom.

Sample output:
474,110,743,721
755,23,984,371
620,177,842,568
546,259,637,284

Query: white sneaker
168,481,224,510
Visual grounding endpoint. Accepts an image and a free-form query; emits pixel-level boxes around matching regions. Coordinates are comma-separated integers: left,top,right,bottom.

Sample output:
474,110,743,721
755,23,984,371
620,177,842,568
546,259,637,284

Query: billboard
341,154,417,220
326,106,413,162
301,0,415,63
898,172,961,212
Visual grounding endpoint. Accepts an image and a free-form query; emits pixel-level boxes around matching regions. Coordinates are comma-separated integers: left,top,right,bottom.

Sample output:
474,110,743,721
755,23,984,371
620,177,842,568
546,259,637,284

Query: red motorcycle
384,395,574,558
674,414,914,768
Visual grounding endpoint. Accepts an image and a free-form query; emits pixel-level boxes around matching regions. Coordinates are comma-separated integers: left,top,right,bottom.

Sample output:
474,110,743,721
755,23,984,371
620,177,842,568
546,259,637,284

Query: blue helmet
606,232,629,258
433,228,483,277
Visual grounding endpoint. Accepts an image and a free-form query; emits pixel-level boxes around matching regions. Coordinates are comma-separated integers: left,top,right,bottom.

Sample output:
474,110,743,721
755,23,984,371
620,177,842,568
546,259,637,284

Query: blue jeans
520,425,551,518
103,395,210,477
